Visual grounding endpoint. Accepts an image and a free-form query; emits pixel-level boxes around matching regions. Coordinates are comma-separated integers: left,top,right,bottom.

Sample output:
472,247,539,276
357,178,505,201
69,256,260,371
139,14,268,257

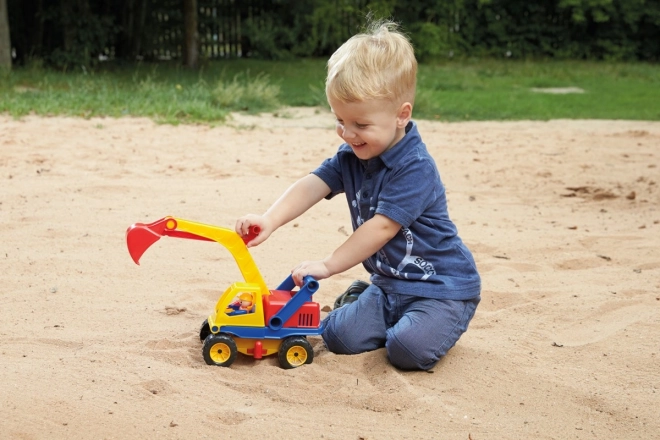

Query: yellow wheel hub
285,345,308,367
209,342,232,364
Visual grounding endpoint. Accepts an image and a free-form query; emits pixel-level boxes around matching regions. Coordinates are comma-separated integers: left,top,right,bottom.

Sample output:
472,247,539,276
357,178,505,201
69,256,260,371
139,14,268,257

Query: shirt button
363,191,369,197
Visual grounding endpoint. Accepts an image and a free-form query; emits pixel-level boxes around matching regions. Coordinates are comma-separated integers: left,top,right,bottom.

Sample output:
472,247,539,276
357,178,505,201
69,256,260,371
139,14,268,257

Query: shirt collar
373,121,420,169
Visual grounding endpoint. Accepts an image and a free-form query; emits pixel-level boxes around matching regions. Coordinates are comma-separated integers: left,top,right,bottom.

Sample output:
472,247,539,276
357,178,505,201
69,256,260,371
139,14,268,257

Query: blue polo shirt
312,121,481,300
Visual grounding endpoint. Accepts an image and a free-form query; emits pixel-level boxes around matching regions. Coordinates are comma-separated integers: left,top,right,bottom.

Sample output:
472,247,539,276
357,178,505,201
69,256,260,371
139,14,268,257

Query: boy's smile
329,97,412,160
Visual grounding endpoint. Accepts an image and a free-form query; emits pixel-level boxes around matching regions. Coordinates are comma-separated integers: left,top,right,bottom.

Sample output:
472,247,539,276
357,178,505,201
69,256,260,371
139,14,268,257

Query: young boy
235,20,481,371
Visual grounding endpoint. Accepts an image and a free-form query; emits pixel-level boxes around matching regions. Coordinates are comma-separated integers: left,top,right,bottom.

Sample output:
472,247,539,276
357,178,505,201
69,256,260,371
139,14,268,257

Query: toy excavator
126,216,324,369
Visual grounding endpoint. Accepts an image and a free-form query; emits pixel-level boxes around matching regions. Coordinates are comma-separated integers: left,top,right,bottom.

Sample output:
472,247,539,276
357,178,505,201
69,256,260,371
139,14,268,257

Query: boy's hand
292,260,332,286
235,214,273,247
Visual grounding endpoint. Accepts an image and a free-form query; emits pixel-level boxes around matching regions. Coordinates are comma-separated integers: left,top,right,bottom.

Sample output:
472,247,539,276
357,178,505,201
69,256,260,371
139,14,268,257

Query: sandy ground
1,109,659,440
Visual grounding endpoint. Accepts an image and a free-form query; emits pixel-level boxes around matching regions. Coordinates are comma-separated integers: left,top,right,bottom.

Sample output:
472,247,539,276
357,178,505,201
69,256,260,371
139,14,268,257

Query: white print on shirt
351,190,364,227
375,248,393,276
374,227,436,280
397,228,435,280
354,189,434,279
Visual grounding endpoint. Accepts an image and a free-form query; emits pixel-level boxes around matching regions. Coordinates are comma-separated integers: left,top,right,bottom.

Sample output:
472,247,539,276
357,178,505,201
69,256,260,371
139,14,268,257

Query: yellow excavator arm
126,216,268,294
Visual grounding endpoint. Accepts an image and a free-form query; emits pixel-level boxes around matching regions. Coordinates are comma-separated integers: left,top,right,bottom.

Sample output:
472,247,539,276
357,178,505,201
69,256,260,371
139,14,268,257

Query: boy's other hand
292,261,331,286
235,214,272,247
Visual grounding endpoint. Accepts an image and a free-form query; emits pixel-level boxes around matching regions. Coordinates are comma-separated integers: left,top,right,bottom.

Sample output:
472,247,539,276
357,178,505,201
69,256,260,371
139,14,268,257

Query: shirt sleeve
312,156,344,200
375,156,440,228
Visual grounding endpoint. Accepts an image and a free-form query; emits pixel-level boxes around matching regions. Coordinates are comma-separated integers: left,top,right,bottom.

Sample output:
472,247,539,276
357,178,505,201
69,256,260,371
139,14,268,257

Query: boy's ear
396,102,413,128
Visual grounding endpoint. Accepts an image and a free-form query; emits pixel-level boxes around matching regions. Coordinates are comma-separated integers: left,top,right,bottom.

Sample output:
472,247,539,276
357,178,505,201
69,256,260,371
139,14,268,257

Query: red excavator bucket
126,216,259,265
126,217,172,264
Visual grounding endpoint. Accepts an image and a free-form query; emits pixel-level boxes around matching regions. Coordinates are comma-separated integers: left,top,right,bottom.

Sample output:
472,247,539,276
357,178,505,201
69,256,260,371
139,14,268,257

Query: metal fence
146,0,281,60
145,0,367,60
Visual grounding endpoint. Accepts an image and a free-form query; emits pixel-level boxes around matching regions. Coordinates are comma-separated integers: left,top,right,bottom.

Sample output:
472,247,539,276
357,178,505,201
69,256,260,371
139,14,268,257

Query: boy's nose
341,127,356,140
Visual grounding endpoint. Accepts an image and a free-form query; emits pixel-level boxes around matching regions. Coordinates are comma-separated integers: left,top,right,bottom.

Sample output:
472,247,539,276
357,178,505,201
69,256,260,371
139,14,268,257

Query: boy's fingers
246,237,261,248
236,219,249,235
236,219,255,237
291,267,304,286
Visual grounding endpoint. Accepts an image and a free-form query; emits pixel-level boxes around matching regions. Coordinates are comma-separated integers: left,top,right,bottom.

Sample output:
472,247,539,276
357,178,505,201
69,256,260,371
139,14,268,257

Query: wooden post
183,0,199,68
0,0,12,71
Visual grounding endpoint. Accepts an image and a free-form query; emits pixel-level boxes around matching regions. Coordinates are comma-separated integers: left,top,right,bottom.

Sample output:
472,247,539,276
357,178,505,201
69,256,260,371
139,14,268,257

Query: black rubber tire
202,333,237,367
278,336,313,369
199,319,211,342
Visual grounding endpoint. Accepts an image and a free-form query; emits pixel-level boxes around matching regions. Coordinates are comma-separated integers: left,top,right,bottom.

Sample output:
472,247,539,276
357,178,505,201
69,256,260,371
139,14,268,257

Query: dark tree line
2,0,659,71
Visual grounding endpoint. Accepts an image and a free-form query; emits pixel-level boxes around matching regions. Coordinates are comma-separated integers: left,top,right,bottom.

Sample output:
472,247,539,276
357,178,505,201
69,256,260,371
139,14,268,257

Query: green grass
1,58,658,123
414,59,660,120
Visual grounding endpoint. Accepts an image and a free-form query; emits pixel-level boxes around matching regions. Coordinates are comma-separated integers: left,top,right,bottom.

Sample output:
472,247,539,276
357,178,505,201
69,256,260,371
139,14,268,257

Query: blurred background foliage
3,0,660,71
2,0,658,123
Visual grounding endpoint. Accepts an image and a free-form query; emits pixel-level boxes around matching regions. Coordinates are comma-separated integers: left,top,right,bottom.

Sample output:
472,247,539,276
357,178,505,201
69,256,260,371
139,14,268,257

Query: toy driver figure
227,292,254,314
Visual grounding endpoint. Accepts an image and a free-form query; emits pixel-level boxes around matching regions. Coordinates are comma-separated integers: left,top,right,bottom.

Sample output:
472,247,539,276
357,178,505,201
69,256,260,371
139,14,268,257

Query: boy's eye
355,123,368,129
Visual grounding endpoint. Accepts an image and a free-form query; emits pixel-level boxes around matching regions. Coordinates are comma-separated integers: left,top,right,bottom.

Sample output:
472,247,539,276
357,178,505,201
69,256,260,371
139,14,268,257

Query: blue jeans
322,284,480,370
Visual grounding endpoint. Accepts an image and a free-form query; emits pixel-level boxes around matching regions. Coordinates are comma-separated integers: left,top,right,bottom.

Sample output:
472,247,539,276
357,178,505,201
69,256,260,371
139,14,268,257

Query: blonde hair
326,20,417,105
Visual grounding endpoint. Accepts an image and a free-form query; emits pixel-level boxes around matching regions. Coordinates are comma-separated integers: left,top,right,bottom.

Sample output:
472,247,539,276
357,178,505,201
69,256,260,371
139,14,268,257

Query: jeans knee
386,335,439,371
322,314,358,355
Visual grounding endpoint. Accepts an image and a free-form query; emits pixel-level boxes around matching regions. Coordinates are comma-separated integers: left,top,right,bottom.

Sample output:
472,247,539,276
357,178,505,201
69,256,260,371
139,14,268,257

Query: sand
1,109,659,440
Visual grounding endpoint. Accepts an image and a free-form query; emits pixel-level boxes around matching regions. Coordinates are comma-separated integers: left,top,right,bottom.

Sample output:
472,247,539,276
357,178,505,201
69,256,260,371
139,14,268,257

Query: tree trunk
132,0,148,58
0,0,11,71
31,0,44,59
61,1,75,54
183,0,198,68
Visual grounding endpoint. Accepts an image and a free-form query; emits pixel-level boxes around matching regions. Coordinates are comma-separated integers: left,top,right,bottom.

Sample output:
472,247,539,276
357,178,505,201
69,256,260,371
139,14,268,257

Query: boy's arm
292,213,400,285
236,173,331,247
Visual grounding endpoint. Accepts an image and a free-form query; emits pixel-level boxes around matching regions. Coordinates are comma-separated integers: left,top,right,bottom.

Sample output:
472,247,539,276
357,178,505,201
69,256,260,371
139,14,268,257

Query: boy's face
329,97,412,161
